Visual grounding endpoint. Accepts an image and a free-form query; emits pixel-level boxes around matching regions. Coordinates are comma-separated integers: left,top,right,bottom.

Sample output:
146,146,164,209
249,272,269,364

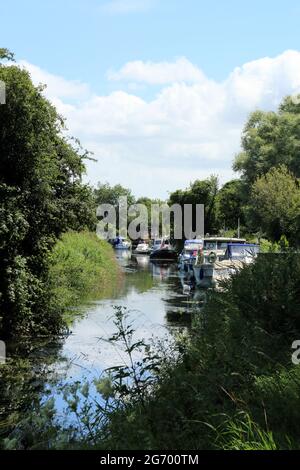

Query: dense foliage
250,165,300,242
234,96,300,184
0,55,96,337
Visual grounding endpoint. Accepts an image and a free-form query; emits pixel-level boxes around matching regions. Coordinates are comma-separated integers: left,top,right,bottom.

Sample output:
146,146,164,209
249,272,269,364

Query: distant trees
232,95,300,243
167,95,300,244
91,94,300,246
0,52,96,337
169,176,219,237
94,182,135,208
250,165,300,242
215,180,245,233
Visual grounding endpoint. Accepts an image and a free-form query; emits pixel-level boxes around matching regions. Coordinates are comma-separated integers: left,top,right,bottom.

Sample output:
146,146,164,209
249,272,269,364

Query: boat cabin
223,243,260,261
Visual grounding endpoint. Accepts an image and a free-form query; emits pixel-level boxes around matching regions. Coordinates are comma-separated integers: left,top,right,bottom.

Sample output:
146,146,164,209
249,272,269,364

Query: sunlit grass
49,232,121,323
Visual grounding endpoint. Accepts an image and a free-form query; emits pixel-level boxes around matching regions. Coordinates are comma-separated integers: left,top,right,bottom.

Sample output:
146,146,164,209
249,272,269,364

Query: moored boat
178,239,204,273
193,242,259,287
113,236,132,250
150,249,178,262
150,239,178,263
133,241,151,255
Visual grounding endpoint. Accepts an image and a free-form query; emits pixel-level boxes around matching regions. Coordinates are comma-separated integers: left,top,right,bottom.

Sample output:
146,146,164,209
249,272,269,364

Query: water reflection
1,251,206,434
54,252,205,380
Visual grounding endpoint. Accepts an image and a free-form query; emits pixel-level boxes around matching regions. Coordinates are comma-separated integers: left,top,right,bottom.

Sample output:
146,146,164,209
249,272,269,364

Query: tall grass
214,412,277,450
49,232,121,322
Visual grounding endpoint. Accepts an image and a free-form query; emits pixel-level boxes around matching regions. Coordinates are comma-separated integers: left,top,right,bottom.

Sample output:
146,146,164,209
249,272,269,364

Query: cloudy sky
2,0,300,198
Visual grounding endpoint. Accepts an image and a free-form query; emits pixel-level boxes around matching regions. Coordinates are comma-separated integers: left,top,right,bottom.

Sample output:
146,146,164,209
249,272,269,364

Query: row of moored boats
110,236,260,288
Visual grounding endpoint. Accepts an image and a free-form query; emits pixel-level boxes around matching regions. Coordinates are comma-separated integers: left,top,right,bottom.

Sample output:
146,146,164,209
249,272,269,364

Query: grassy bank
49,232,121,323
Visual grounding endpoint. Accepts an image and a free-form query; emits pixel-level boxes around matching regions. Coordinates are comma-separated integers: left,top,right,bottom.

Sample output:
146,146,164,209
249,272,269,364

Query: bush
49,232,120,322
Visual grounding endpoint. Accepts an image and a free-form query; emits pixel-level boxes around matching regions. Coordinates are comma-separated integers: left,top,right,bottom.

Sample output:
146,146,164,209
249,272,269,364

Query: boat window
217,242,228,249
230,245,259,259
204,241,216,250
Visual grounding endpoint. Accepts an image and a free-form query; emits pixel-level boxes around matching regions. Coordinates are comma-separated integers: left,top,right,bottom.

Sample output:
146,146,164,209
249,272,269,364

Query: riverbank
85,252,300,450
49,232,121,325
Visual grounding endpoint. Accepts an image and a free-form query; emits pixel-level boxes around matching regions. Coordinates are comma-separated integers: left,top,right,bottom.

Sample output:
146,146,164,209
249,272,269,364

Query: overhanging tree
0,52,96,337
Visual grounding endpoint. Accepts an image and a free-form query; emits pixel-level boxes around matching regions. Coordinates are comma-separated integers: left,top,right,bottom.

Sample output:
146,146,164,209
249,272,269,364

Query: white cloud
101,0,155,14
108,57,206,84
19,50,300,198
18,60,90,102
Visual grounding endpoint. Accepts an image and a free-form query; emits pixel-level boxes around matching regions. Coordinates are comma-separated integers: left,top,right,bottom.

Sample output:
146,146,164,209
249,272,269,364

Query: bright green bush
49,232,120,322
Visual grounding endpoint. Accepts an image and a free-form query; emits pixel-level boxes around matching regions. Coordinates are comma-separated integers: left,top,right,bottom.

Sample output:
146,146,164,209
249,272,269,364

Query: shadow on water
0,250,206,435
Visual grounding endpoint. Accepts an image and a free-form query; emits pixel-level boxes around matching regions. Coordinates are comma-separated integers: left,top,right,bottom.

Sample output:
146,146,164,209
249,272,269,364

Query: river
1,251,206,434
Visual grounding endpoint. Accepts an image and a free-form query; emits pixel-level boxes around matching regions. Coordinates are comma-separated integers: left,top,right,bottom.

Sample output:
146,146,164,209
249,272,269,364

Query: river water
52,251,206,383
2,251,207,431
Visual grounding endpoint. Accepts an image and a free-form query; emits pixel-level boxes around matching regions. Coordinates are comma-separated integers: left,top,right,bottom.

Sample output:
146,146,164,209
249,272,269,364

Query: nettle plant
103,306,163,404
60,307,169,444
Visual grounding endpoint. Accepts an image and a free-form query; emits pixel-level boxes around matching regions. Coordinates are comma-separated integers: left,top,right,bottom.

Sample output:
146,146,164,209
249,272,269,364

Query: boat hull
194,260,248,287
150,249,178,263
193,264,216,287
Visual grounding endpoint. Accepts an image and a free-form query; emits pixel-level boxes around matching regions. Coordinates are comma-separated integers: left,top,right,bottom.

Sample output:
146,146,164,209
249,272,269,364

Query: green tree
95,182,135,236
250,165,300,242
0,48,15,61
234,95,300,186
135,197,166,238
94,182,135,208
216,179,245,232
169,176,219,238
0,53,96,337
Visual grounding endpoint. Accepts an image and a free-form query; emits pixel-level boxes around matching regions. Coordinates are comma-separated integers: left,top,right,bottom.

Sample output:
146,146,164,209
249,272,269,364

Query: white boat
193,242,259,287
133,242,151,255
200,237,246,263
113,236,131,250
178,239,203,272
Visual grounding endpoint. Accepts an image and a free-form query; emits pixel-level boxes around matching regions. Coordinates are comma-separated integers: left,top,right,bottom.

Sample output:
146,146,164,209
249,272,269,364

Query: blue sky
2,0,300,90
1,0,300,197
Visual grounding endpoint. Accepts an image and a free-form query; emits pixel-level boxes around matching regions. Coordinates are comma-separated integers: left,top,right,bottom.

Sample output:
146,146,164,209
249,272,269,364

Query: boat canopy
204,237,246,243
203,237,247,251
226,243,260,259
184,239,203,245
